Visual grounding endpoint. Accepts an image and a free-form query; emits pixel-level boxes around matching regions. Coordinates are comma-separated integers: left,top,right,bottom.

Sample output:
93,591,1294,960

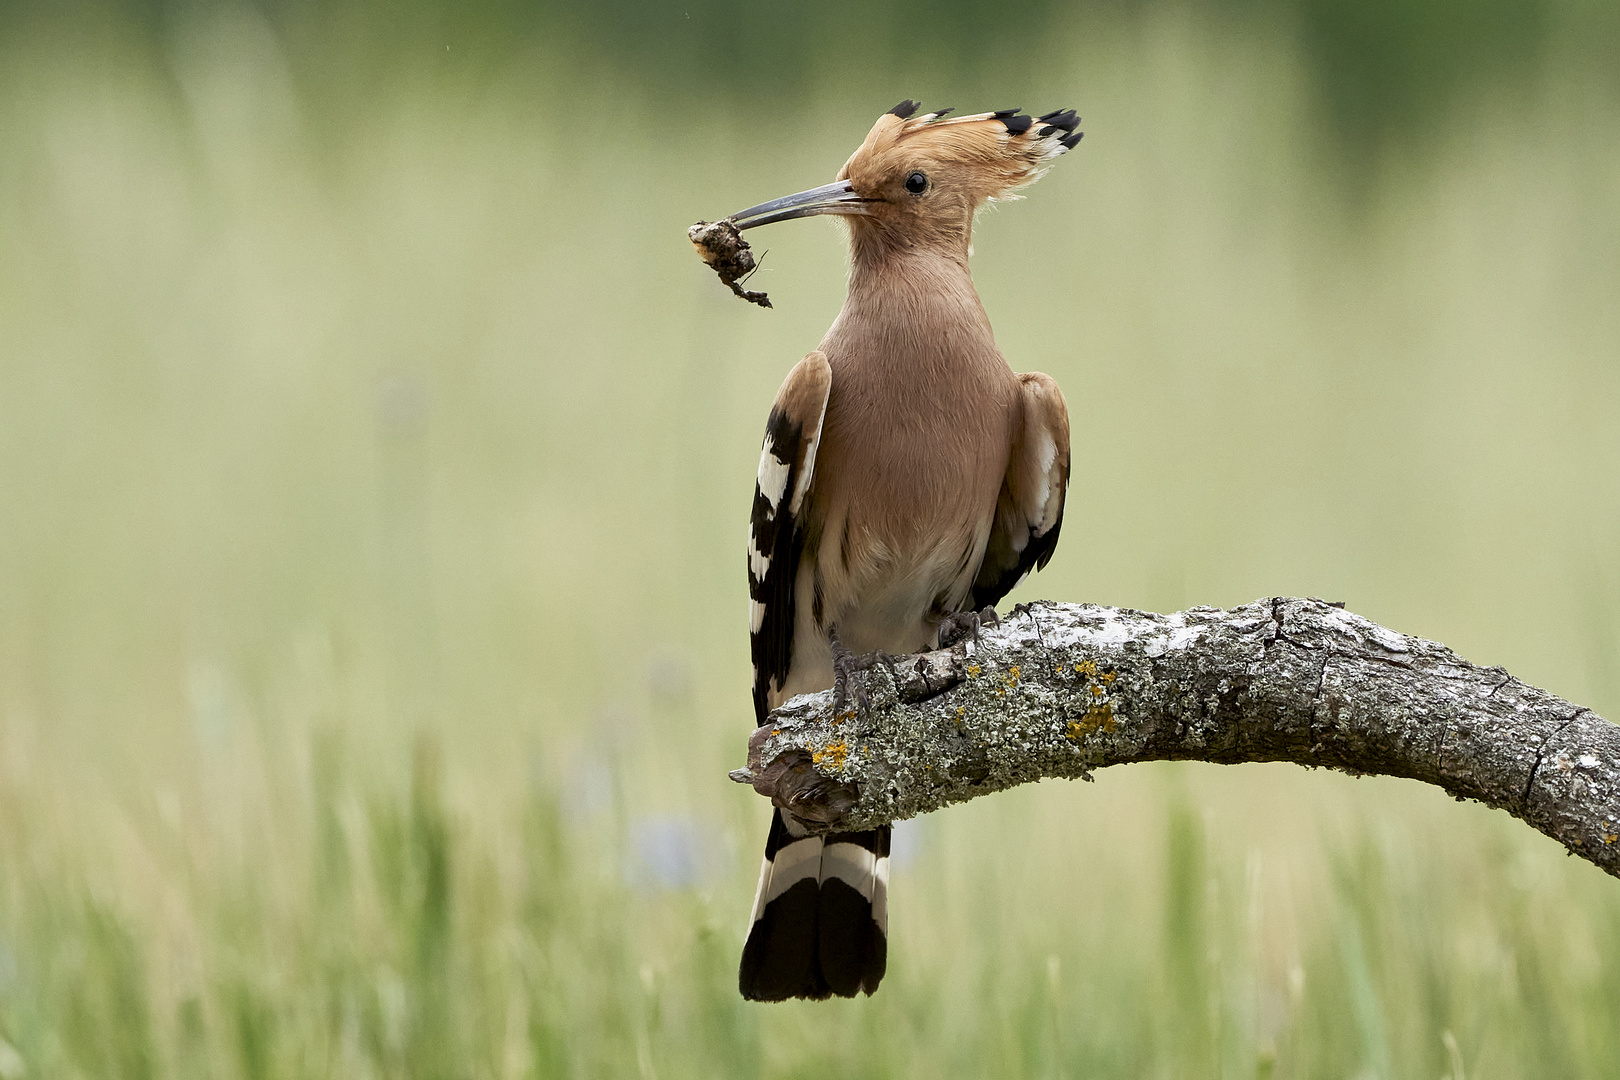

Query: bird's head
730,100,1081,259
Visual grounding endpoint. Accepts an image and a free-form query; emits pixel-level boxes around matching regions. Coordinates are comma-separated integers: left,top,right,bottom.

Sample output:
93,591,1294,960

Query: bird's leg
828,625,902,717
937,605,1001,649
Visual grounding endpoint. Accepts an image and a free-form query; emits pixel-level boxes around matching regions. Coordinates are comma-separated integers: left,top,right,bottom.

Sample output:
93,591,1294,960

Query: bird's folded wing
749,351,833,725
971,371,1071,611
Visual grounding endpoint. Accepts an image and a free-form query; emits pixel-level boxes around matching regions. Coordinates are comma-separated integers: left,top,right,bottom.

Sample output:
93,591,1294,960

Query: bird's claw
828,625,900,717
937,605,1001,649
832,653,866,717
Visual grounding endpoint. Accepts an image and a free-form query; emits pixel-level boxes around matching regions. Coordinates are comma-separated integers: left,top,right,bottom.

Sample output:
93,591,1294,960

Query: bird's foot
829,625,901,717
937,605,1001,649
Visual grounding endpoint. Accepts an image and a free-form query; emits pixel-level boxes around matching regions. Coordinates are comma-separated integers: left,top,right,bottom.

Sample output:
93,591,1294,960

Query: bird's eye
904,172,928,195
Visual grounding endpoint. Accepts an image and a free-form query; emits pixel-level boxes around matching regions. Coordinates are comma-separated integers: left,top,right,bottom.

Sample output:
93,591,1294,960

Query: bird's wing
749,351,833,725
971,371,1071,611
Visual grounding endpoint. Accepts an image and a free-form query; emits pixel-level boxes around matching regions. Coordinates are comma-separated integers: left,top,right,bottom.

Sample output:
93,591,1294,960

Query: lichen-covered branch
732,598,1620,879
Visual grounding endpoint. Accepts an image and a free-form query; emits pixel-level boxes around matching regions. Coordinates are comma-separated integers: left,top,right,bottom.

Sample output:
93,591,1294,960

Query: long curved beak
729,180,871,230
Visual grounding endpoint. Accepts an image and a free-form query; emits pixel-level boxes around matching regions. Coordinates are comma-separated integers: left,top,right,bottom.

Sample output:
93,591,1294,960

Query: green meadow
1,1,1619,1075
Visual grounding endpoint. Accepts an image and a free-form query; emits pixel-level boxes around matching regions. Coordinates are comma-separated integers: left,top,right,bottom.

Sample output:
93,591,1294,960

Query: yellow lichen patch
1007,665,1021,684
770,729,780,736
811,740,850,771
1606,833,1618,845
1075,659,1097,678
1067,702,1116,742
954,707,966,724
1102,671,1117,684
967,662,982,678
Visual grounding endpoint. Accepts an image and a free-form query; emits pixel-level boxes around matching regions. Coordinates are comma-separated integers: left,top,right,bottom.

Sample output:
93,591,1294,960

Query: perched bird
730,101,1079,1001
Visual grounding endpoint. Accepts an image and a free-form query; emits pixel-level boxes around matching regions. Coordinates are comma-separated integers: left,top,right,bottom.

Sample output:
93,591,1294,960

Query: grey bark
732,598,1620,879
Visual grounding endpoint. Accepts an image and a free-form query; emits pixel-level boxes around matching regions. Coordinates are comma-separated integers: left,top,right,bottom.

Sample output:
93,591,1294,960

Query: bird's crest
840,100,1083,204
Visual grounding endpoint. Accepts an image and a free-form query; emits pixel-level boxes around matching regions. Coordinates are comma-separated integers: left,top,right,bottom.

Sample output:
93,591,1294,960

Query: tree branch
732,598,1620,878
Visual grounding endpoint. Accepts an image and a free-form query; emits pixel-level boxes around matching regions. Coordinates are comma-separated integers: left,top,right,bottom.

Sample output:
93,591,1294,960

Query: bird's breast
802,341,1017,654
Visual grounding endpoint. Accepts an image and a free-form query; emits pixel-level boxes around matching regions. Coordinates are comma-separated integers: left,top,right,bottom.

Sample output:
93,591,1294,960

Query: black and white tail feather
740,811,889,1000
741,351,890,1001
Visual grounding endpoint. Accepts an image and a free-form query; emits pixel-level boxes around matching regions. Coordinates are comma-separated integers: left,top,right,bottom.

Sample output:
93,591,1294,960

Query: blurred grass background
2,0,1619,1075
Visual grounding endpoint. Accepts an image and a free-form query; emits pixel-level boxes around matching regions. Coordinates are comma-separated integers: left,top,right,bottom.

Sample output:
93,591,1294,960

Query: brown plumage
727,101,1078,1002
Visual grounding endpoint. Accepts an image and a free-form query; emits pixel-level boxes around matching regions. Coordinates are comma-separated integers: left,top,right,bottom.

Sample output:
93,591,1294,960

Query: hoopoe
727,101,1078,1001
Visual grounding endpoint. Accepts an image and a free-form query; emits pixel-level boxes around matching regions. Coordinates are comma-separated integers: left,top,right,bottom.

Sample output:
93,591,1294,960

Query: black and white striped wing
748,351,832,726
741,352,887,1001
971,371,1070,611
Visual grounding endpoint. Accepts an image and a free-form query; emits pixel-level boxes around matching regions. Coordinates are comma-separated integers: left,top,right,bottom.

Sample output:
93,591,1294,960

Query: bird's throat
841,246,991,345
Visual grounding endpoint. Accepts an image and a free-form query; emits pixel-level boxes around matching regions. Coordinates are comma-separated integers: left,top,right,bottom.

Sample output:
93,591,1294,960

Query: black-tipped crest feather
1036,109,1080,132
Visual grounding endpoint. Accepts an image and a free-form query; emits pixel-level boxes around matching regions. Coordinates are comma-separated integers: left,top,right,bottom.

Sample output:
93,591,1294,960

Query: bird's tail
739,809,889,1001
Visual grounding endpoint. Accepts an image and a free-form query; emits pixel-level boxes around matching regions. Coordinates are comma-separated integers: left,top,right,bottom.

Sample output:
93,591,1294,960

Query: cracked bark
732,598,1620,879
